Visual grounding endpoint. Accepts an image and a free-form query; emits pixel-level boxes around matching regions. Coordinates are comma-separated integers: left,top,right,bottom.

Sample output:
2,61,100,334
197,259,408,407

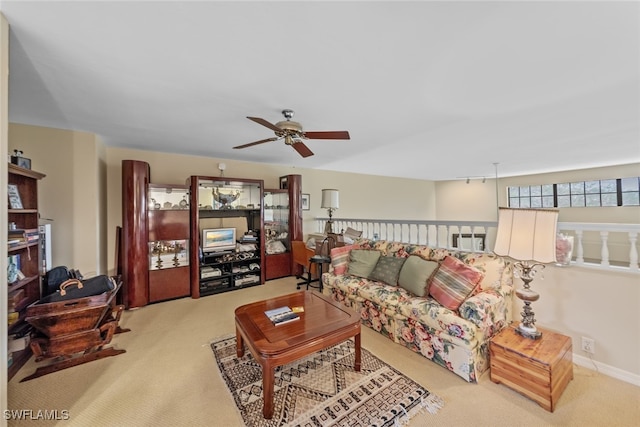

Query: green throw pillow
398,255,440,297
348,249,381,278
369,256,407,286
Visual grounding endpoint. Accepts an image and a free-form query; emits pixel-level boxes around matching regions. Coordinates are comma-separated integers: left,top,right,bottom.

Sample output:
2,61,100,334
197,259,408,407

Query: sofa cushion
368,256,406,285
356,281,412,311
330,244,358,275
397,255,439,297
429,255,484,310
457,252,508,293
396,296,481,345
348,249,381,278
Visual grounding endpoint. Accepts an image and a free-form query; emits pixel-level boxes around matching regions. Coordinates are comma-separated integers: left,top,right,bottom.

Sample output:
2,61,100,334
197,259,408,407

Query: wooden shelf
7,163,45,381
189,175,265,298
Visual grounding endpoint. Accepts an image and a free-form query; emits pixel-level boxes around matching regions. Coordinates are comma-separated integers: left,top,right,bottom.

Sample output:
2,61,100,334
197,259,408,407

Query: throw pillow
397,255,439,297
429,255,484,310
347,249,381,278
368,256,407,286
330,244,358,275
343,227,363,240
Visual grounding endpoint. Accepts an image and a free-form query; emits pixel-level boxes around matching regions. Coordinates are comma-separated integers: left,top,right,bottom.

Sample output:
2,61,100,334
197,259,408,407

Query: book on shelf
8,228,39,244
7,254,21,283
7,184,23,209
264,306,300,325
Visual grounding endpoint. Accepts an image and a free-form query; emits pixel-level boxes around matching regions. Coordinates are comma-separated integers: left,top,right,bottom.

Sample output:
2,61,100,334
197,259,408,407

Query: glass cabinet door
196,180,261,211
148,185,190,211
264,190,290,255
147,184,191,271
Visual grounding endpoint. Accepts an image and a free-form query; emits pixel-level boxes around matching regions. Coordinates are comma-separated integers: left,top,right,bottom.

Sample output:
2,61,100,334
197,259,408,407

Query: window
508,177,640,208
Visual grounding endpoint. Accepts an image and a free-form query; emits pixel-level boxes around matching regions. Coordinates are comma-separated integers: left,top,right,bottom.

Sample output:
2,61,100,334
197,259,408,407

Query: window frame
507,177,640,208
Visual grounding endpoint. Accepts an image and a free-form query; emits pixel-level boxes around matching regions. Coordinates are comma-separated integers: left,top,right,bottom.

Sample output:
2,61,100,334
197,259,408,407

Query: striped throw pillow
330,244,358,275
429,256,484,310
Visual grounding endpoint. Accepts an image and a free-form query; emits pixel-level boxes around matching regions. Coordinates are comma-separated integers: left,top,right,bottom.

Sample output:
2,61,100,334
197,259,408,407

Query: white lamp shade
494,207,559,263
321,189,339,209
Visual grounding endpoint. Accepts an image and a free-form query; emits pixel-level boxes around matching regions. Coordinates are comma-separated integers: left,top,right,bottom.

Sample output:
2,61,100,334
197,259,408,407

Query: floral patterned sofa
322,239,514,382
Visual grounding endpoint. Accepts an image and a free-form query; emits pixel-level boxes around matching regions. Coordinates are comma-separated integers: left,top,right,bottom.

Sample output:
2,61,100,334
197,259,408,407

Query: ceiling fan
233,109,350,158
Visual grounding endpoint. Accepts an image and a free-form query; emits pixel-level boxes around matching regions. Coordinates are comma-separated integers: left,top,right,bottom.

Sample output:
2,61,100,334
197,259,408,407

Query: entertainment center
189,175,265,297
121,160,304,306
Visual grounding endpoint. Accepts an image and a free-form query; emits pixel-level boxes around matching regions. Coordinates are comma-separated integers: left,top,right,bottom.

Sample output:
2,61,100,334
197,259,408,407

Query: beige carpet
7,277,640,426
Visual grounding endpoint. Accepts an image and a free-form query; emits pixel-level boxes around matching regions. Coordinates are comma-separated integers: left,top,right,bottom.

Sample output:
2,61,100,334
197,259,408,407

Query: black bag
43,266,83,296
43,266,74,296
38,275,115,304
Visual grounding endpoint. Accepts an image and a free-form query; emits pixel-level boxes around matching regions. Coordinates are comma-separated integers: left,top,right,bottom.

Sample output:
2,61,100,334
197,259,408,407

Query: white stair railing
314,217,640,273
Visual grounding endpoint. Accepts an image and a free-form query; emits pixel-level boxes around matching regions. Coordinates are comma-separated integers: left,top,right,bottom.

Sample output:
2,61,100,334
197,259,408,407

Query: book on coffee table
264,306,300,325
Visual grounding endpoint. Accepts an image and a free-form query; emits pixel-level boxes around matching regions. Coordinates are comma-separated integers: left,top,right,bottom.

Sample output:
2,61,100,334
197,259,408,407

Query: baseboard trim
573,353,640,387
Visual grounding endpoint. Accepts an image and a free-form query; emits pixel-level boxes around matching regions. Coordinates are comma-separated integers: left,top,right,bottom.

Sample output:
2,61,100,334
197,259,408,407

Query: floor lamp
321,189,339,234
494,207,559,340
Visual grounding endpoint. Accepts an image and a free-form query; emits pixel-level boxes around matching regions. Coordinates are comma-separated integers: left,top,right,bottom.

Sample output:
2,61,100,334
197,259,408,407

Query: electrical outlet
581,337,595,354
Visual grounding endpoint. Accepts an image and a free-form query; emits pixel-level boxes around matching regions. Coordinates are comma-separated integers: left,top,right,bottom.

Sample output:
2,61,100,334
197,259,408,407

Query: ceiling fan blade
247,116,282,133
292,141,314,158
233,137,278,149
303,130,351,140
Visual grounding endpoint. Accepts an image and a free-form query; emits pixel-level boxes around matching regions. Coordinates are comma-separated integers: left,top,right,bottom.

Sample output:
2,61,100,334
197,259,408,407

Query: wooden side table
490,324,573,412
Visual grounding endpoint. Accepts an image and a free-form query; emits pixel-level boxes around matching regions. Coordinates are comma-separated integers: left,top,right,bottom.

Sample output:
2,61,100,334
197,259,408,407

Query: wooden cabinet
264,189,291,280
264,175,302,280
147,184,191,302
121,160,191,308
7,163,46,380
188,176,265,297
490,324,573,412
121,160,150,308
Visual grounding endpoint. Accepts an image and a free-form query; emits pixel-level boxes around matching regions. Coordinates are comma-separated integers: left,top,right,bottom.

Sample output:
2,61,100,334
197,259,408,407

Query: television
202,227,237,253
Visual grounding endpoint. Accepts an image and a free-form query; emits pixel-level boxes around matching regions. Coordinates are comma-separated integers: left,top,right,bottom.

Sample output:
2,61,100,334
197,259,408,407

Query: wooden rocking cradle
21,277,129,382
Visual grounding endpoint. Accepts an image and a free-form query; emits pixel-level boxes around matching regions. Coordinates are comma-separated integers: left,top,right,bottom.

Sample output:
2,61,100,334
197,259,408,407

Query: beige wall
436,164,640,263
435,163,640,223
8,123,104,276
536,266,640,377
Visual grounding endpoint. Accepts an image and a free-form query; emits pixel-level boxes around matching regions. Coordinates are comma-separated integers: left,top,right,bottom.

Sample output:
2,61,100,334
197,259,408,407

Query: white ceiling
1,1,638,181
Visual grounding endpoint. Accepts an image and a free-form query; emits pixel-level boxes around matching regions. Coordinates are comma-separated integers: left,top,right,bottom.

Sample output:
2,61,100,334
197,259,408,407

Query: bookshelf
7,163,46,380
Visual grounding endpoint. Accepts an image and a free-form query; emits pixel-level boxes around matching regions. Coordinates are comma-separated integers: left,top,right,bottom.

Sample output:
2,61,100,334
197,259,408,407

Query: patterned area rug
210,335,444,427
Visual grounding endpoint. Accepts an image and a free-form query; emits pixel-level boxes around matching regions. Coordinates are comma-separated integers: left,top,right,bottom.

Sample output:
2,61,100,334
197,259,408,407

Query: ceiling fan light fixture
235,109,350,157
275,120,303,133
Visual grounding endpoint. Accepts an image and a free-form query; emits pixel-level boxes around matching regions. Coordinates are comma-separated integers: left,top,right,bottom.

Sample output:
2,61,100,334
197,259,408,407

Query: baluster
575,230,584,265
445,225,451,249
600,231,610,267
629,231,638,271
470,226,477,252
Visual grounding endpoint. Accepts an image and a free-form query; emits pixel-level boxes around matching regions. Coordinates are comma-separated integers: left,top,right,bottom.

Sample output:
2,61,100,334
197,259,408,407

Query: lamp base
324,220,333,234
515,323,542,340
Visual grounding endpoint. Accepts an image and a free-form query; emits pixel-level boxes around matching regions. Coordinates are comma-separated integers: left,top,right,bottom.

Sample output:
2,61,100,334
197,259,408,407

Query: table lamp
494,207,559,339
321,189,339,234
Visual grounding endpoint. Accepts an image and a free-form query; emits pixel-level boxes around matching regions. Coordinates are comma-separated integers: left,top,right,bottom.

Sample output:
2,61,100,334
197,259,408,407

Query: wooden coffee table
235,290,361,419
